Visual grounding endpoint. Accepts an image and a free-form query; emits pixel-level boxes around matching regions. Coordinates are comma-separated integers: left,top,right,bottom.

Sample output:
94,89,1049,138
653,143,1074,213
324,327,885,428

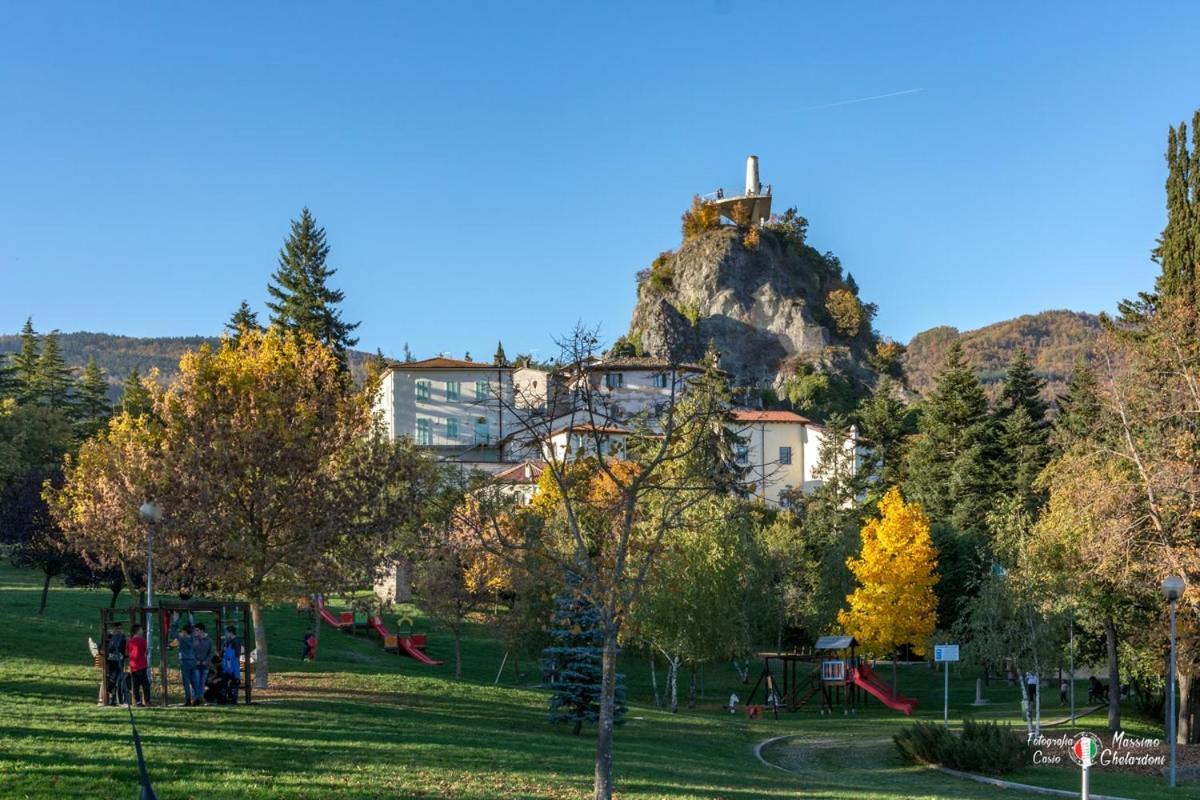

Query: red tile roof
731,409,811,424
394,357,509,370
494,460,546,484
550,423,633,436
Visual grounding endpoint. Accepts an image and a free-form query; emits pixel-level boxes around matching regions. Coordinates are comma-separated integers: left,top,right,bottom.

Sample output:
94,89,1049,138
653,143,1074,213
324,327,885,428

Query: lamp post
138,502,162,667
1161,575,1185,789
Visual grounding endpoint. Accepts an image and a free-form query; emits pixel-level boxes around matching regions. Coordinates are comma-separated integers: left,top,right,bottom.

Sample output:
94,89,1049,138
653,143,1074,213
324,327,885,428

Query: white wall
375,366,516,460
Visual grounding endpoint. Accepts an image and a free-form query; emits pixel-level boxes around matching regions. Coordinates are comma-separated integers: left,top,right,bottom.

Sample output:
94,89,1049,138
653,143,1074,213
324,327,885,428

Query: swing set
98,600,252,706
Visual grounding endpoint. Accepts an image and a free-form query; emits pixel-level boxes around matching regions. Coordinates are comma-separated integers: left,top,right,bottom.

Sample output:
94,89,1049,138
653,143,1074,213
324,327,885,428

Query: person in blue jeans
190,623,214,706
177,623,196,705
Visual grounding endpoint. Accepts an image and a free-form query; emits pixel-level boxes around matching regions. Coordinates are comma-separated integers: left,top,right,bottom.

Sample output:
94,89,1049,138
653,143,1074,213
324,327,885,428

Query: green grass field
0,564,1184,799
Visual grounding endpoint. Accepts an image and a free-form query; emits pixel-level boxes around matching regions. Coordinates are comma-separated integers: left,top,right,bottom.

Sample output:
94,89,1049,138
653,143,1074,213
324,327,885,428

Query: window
474,416,489,444
652,373,668,389
445,381,460,401
735,444,749,465
605,372,624,389
475,380,489,400
415,380,431,401
446,418,458,439
779,446,792,465
416,418,432,445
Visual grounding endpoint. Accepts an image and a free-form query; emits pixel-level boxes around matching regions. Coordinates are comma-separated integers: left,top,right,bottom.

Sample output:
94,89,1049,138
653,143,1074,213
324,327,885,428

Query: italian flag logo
1071,734,1101,766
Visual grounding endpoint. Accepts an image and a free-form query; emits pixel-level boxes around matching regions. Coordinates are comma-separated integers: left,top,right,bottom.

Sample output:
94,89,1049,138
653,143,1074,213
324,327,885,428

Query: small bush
681,195,720,240
742,226,760,250
647,250,675,293
824,288,864,337
894,720,1030,776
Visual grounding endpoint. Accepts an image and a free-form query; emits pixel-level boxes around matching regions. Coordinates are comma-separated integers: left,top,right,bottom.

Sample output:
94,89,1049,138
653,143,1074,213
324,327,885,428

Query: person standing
1025,671,1039,704
105,622,128,706
127,624,152,707
177,623,196,706
191,624,213,706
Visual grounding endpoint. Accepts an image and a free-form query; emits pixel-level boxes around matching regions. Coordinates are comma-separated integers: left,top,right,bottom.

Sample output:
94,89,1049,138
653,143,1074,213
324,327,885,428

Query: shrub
894,720,1030,776
825,288,864,337
681,195,720,240
647,250,675,293
742,226,760,250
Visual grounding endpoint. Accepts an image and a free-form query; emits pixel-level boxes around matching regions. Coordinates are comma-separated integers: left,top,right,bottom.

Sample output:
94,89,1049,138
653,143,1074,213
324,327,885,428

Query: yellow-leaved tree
838,487,938,690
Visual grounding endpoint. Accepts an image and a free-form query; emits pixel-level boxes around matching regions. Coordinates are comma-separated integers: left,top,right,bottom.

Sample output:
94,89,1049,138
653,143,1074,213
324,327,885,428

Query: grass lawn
0,563,1185,799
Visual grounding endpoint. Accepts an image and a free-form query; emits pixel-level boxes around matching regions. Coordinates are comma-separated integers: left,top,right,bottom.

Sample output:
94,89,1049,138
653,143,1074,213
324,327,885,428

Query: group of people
101,618,244,707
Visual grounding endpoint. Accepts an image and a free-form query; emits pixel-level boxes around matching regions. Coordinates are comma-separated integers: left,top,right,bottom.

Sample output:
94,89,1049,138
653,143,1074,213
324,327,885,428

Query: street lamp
1162,574,1185,789
138,502,162,669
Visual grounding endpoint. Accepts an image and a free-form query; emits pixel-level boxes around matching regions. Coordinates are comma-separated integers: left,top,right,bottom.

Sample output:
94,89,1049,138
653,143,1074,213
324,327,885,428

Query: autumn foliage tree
838,487,939,689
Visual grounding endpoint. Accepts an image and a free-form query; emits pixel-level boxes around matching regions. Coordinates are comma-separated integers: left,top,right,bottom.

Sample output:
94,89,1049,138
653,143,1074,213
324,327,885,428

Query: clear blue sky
3,2,1199,360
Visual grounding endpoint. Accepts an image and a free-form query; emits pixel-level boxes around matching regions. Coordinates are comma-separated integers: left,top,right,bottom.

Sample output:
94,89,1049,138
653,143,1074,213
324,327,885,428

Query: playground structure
99,600,252,706
745,636,918,717
309,596,442,665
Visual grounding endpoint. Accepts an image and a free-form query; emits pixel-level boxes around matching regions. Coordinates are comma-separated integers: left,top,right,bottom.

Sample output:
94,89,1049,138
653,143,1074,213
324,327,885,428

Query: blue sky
2,2,1198,360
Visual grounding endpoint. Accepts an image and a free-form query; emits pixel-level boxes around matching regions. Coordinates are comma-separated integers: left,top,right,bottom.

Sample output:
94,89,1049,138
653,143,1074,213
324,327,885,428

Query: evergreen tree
493,340,508,367
266,208,359,359
1055,360,1102,446
75,356,111,435
994,350,1050,500
119,368,154,418
464,351,472,362
1154,114,1199,304
226,300,261,341
35,331,74,411
542,578,626,735
856,376,910,494
402,342,415,363
13,317,40,404
902,342,998,533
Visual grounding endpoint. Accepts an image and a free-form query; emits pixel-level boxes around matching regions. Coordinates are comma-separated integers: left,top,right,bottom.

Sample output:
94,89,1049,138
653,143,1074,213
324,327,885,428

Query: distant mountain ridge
0,330,370,400
903,310,1104,401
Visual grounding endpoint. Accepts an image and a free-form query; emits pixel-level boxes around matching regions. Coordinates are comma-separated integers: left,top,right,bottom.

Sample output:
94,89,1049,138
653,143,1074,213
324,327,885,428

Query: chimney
745,155,760,196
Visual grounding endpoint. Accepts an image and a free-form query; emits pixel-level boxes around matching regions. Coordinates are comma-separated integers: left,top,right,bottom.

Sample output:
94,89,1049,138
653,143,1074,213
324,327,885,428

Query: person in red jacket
127,624,152,707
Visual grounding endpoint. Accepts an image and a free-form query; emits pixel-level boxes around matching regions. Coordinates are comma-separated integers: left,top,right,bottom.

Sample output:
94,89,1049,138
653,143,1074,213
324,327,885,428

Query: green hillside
904,310,1104,400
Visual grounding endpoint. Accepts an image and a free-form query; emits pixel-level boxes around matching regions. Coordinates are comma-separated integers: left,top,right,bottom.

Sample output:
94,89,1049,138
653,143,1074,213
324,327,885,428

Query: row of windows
735,445,793,466
415,416,490,446
415,379,490,401
601,373,672,389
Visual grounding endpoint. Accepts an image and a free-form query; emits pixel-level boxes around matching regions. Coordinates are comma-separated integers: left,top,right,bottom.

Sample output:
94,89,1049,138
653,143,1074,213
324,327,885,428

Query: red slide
398,637,443,665
849,663,919,715
315,598,352,629
368,615,391,638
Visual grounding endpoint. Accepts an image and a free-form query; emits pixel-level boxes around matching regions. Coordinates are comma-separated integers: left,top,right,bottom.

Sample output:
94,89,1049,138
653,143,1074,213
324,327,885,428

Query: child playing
301,630,317,662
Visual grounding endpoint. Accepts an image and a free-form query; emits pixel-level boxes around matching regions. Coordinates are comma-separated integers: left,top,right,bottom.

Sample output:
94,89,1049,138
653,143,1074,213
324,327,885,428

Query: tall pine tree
903,341,998,533
13,317,40,404
1055,360,1102,446
74,356,111,435
266,208,359,360
35,331,73,411
0,351,15,401
856,376,910,495
119,368,154,418
994,350,1050,502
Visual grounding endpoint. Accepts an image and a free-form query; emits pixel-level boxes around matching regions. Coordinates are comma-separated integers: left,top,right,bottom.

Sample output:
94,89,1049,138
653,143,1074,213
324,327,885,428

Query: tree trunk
250,599,269,689
649,655,661,709
592,627,619,800
688,663,698,709
37,571,51,615
454,631,462,680
513,653,521,682
395,558,413,603
1104,615,1121,732
1177,670,1192,745
668,657,680,713
109,587,121,608
892,650,898,696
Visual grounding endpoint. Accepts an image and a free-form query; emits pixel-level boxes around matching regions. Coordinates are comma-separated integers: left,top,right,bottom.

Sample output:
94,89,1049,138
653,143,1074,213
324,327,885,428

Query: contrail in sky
801,88,924,112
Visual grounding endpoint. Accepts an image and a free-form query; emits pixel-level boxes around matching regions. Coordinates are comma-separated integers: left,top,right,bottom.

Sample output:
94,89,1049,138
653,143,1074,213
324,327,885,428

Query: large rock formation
625,224,881,395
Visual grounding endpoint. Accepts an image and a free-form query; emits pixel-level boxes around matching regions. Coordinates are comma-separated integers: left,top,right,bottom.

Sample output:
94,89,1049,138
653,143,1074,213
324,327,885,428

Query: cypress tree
1154,117,1197,304
402,342,415,363
266,208,359,360
902,341,998,533
493,341,508,367
542,579,626,735
35,331,73,411
119,368,154,418
75,356,111,434
226,300,261,341
13,317,40,404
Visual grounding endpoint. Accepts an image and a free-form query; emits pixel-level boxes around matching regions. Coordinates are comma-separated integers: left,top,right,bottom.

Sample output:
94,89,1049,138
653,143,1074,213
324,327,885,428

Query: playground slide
398,637,443,666
368,616,391,638
315,600,351,629
849,664,918,715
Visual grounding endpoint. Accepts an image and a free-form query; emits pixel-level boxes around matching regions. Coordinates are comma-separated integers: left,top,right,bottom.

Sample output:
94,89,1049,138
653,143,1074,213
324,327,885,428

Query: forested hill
0,331,370,399
903,310,1103,400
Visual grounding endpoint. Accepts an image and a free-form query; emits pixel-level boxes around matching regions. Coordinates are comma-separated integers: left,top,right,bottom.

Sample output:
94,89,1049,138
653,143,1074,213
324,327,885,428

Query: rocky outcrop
626,225,878,391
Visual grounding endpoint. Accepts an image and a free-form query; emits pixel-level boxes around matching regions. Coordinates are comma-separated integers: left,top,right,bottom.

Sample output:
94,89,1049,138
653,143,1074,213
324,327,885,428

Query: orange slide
849,663,919,715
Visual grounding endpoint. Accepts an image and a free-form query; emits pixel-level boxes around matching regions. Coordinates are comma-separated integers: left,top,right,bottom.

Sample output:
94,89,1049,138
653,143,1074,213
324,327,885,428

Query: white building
731,409,861,507
372,357,517,463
